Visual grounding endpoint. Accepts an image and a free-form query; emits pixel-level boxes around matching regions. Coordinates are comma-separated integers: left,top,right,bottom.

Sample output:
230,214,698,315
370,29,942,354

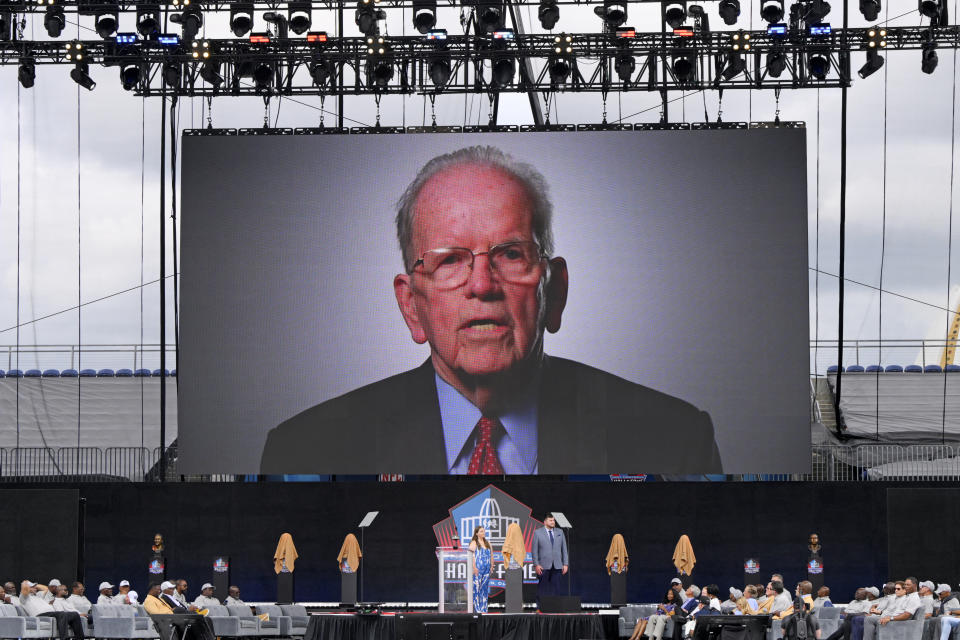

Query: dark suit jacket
260,356,722,474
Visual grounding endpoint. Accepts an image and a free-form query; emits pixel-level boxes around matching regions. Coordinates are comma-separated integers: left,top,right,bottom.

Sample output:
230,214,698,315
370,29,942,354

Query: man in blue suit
532,513,568,604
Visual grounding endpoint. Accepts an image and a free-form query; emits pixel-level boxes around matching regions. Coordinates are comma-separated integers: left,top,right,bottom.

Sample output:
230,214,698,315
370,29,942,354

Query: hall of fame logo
744,559,760,574
807,559,823,574
213,558,229,573
433,485,542,591
148,559,165,575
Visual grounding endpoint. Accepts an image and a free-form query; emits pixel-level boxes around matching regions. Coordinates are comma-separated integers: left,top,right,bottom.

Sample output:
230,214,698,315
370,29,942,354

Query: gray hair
689,585,701,598
395,145,555,271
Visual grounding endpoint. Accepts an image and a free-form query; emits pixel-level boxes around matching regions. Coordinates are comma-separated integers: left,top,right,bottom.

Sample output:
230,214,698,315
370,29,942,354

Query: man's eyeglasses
410,240,546,289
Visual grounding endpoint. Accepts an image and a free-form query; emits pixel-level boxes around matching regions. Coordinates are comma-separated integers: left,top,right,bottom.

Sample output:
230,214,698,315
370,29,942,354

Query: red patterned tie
467,416,504,475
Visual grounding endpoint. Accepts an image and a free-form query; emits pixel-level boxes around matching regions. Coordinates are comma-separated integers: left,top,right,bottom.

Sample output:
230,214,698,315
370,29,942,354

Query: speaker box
539,595,581,613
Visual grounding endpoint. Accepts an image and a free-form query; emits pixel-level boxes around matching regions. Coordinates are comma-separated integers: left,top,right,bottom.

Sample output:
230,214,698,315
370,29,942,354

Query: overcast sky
1,1,959,374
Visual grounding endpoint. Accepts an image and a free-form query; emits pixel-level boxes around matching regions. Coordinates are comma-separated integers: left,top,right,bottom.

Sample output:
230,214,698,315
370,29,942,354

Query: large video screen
179,129,809,475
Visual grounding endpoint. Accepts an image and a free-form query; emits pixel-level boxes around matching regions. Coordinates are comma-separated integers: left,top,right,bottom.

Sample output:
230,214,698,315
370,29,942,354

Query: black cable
814,87,820,412
876,0,890,438
170,96,180,394
76,77,82,459
140,95,147,460
159,89,168,483
942,0,958,444
16,67,22,466
833,0,848,422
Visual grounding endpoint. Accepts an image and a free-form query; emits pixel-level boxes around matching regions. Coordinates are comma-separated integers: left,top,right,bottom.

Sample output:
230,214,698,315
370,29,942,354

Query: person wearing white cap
117,580,138,605
67,582,92,615
721,588,740,614
18,580,85,640
863,578,922,640
919,581,937,618
97,581,117,605
937,585,959,616
41,579,61,604
160,581,198,613
193,584,219,610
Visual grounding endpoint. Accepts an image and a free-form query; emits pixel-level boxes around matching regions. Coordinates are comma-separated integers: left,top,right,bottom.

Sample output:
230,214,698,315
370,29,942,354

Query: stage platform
304,610,620,640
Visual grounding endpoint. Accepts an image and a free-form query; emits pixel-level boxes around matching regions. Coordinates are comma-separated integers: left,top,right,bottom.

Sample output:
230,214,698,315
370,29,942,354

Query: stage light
478,1,505,33
719,0,740,24
722,50,746,79
858,47,884,78
412,0,436,34
309,56,333,86
807,52,829,79
95,6,119,38
919,0,940,18
0,8,10,41
288,0,312,34
355,0,383,36
731,31,750,51
548,34,573,84
65,40,84,61
253,63,274,89
760,0,783,23
859,0,880,20
806,0,830,22
672,50,695,82
766,49,787,76
595,0,627,27
428,50,451,87
664,2,686,28
922,31,938,73
70,61,96,90
18,58,36,88
230,2,254,36
538,0,559,30
120,62,141,90
366,35,393,87
190,39,211,59
170,3,202,41
44,4,65,37
163,61,181,87
136,4,160,36
200,59,224,86
615,49,634,82
492,56,515,86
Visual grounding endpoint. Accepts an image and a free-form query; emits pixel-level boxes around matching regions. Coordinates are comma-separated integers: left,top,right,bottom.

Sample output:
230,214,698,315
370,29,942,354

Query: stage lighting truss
2,24,957,95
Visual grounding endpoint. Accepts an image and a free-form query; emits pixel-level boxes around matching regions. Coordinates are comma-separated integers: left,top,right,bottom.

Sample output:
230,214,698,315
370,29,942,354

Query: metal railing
810,339,956,374
0,344,177,373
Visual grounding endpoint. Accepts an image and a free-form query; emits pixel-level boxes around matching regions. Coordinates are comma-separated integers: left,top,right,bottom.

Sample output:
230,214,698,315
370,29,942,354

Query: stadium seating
97,369,116,377
885,365,904,372
134,368,151,377
116,368,134,377
249,605,287,636
0,603,58,639
42,369,60,377
151,369,169,377
905,365,923,372
866,365,883,373
90,604,160,639
827,366,845,374
6,370,23,378
278,605,309,637
847,365,865,373
925,365,944,373
61,369,78,377
204,605,259,638
24,370,42,377
79,369,97,377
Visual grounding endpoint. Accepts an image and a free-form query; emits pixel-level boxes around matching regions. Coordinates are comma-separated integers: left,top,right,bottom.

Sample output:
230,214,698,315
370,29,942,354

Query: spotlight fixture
919,0,940,18
731,31,750,51
478,0,505,33
163,61,181,87
65,40,84,61
200,59,224,87
355,0,384,36
664,2,686,28
19,58,36,88
722,50,746,79
170,2,203,41
288,0,312,34
718,0,740,24
120,62,141,90
859,0,880,20
428,50,451,87
230,2,254,36
806,0,830,22
538,0,559,30
548,33,573,84
309,56,334,86
491,55,515,86
671,45,695,82
921,30,938,73
95,5,120,38
190,39,211,59
807,51,829,79
44,3,65,37
858,47,884,78
70,61,96,90
766,48,787,76
136,4,160,36
366,35,393,87
594,0,627,27
412,0,436,34
615,49,635,82
760,0,784,23
0,8,9,41
253,62,274,90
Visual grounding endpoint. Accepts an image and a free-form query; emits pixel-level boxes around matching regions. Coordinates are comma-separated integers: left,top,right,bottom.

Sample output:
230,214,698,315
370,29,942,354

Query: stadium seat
865,365,883,372
925,364,943,373
885,365,904,373
203,605,258,638
904,365,923,373
134,368,151,377
24,369,42,377
827,365,844,374
847,365,865,373
228,605,279,636
61,369,78,377
948,365,960,372
6,369,23,378
0,370,4,377
152,369,169,377
250,605,286,636
97,368,116,377
116,368,134,377
79,369,97,377
171,369,177,376
0,603,58,639
279,605,309,637
90,604,159,639
876,605,925,640
41,369,60,377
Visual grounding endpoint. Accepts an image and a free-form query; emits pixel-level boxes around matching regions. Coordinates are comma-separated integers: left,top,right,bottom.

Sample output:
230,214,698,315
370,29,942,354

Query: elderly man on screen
261,146,722,475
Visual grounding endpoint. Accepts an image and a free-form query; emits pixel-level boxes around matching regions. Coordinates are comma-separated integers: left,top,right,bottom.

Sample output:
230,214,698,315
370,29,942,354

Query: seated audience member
19,580,85,640
938,585,960,615
869,584,897,616
193,584,219,610
67,582,92,615
174,580,197,610
823,587,872,640
626,588,676,640
672,579,684,597
42,580,61,604
681,586,702,614
149,582,216,640
684,596,717,638
117,580,138,605
96,582,116,605
743,586,760,612
735,591,755,616
863,578,922,640
721,588,741,614
2,582,17,605
771,580,795,617
919,581,937,618
52,585,82,615
814,587,833,609
224,586,245,607
143,584,171,614
757,583,777,614
778,582,816,620
705,585,722,612
160,582,197,612
938,594,960,640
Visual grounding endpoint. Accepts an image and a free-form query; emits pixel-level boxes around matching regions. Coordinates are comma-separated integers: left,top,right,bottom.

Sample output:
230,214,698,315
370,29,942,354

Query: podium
610,571,627,607
436,547,474,613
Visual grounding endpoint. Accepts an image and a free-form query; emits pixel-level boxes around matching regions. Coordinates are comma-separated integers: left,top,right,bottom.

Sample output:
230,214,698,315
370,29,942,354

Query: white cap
865,587,880,597
127,591,139,603
160,581,175,590
119,580,130,587
938,584,953,594
920,580,936,592
671,578,683,585
731,588,743,599
48,579,61,587
201,583,214,591
26,581,36,587
99,582,114,591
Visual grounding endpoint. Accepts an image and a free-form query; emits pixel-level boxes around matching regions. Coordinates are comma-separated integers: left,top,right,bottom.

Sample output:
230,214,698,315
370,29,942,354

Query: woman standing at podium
469,526,492,613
